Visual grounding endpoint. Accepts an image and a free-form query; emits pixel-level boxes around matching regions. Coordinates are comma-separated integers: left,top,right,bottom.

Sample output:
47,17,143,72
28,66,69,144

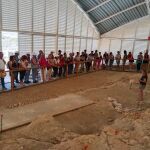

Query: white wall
99,16,150,58
0,0,99,55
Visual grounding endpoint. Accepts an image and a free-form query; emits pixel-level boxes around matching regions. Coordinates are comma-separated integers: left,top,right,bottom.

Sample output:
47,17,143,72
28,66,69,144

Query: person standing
58,55,65,77
143,50,149,71
53,57,59,78
83,50,88,72
136,52,143,72
0,52,7,90
68,53,74,75
93,50,98,70
137,69,148,109
86,54,93,72
74,52,80,73
39,52,47,82
103,52,109,68
14,52,20,83
97,52,102,70
19,55,28,86
38,50,43,60
122,50,128,71
115,51,121,68
109,52,114,69
63,53,68,77
24,53,31,84
128,52,134,70
31,53,38,83
7,55,18,88
80,52,85,72
46,53,54,80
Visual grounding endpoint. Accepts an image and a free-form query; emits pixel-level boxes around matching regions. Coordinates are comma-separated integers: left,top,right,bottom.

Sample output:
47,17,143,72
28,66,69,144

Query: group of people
102,50,149,71
0,49,149,90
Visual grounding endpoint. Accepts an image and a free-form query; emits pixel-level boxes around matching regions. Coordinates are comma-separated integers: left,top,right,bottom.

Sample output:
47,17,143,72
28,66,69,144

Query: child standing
137,69,148,109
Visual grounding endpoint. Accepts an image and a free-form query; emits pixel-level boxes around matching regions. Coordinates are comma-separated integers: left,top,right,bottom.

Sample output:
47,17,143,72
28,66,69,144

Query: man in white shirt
115,51,121,68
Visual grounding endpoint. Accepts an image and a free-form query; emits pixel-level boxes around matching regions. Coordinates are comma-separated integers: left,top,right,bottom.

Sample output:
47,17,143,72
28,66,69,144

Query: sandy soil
0,71,145,108
0,71,150,150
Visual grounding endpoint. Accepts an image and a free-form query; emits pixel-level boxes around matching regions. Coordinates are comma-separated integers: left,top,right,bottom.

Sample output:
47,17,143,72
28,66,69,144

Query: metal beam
95,2,146,25
72,4,77,52
71,0,99,35
64,0,68,53
145,0,150,15
86,0,112,13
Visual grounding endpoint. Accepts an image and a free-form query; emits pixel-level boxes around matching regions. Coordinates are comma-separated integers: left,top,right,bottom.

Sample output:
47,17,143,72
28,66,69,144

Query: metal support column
119,28,125,53
31,0,34,53
55,0,59,55
98,38,101,52
72,5,77,53
91,29,94,51
64,0,68,53
132,20,139,54
17,0,19,53
43,0,46,53
85,20,89,50
108,39,111,53
79,13,83,53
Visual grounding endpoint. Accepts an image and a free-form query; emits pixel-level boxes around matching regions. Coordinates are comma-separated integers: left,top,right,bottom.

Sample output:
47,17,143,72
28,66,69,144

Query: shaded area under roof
76,0,149,34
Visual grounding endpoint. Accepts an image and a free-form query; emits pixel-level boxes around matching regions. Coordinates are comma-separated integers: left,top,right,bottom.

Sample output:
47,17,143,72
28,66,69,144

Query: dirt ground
0,71,150,150
0,71,145,108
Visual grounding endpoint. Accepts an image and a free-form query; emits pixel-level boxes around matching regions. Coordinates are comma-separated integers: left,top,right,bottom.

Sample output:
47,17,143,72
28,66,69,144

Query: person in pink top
39,52,47,82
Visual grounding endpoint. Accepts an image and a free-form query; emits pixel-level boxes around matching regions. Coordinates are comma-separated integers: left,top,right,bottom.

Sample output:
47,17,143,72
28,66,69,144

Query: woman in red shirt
58,55,65,77
39,52,47,82
128,52,134,70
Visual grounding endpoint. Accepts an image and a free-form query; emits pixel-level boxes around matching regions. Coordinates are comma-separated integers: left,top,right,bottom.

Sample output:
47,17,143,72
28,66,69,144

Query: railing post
66,64,68,78
10,70,14,91
0,114,3,133
41,67,45,83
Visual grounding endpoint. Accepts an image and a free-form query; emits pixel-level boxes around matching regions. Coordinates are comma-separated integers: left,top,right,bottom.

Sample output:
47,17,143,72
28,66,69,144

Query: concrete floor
0,94,94,131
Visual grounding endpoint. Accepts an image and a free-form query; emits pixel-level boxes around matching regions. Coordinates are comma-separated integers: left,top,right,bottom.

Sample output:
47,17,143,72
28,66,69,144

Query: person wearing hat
136,52,143,72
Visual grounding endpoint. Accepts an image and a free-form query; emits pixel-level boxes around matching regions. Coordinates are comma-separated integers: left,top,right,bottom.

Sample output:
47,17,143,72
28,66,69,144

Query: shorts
139,84,146,90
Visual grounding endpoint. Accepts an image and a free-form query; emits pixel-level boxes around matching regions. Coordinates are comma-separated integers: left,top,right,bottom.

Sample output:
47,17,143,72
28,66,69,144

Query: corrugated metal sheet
76,0,148,34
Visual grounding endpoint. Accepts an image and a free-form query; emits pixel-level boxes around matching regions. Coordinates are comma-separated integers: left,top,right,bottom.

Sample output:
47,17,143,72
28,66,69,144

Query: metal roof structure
76,0,150,34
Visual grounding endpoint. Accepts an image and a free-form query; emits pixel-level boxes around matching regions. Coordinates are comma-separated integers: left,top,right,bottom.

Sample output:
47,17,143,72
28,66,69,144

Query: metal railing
0,58,149,92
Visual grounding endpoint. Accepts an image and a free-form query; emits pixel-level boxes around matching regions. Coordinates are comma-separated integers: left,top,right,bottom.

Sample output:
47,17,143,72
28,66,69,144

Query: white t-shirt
0,59,5,70
115,54,121,61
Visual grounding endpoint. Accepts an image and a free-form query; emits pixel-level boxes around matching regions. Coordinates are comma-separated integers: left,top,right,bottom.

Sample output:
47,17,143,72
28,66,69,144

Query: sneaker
24,81,31,84
27,81,31,84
